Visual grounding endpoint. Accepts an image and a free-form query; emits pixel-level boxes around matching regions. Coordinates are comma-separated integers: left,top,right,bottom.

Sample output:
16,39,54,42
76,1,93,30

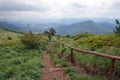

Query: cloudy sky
0,0,120,21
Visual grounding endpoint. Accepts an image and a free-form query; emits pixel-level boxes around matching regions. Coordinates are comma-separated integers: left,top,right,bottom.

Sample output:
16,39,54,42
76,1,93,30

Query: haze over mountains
0,20,115,35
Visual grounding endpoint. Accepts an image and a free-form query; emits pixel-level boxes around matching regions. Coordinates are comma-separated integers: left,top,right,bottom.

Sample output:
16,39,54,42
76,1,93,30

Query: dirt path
41,45,70,80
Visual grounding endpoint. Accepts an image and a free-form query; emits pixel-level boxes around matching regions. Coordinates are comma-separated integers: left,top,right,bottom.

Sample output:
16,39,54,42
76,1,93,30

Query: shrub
66,34,72,38
8,36,12,40
74,34,120,50
74,32,94,41
21,31,41,49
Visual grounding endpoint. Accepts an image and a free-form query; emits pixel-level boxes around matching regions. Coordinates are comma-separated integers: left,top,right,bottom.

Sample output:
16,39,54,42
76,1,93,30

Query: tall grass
0,45,44,80
57,33,120,79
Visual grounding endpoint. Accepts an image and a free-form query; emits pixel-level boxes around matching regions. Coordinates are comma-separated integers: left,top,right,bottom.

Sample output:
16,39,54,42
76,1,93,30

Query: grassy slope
48,41,108,80
0,29,47,80
57,33,120,80
0,46,43,80
0,28,22,47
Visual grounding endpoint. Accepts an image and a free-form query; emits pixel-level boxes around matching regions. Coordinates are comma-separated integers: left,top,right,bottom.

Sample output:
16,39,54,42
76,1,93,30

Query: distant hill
0,22,24,33
18,23,64,33
54,20,115,35
0,27,9,32
0,27,17,33
0,20,115,35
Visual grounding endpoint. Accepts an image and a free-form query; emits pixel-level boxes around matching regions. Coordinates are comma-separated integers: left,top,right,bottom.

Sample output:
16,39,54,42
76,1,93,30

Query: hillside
0,20,115,35
0,27,22,46
0,22,24,33
55,20,115,35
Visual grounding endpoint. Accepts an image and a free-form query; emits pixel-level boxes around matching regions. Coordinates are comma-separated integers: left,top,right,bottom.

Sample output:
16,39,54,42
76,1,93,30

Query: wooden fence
59,42,120,80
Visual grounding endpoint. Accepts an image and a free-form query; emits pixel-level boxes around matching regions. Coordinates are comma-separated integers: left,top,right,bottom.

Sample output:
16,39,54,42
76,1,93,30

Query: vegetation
0,45,43,80
49,28,56,36
0,29,48,80
0,28,21,47
0,19,120,80
114,19,120,36
46,28,56,40
49,43,107,80
21,30,41,49
74,34,120,50
64,68,107,80
48,42,70,68
58,32,120,80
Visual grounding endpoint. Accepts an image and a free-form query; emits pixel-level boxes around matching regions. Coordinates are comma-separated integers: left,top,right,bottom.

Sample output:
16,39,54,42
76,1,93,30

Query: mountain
97,22,115,28
0,20,115,35
0,21,64,33
18,23,64,33
54,20,115,35
0,21,24,33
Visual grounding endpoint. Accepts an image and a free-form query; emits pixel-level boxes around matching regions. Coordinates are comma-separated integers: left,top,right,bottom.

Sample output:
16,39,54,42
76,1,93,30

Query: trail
41,44,70,80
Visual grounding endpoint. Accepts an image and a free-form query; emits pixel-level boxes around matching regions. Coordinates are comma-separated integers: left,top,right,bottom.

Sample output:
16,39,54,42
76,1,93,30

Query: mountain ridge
54,20,115,35
0,20,115,35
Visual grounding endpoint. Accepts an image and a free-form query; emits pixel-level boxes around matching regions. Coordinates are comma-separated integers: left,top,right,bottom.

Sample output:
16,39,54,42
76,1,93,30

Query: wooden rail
60,42,120,80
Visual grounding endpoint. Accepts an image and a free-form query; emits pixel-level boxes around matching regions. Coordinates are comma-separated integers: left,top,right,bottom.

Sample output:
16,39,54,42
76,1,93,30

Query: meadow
0,29,48,80
0,27,120,80
54,33,120,80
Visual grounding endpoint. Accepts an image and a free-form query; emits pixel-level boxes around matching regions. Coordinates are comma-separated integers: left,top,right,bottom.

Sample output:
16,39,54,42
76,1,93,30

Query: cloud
0,0,50,11
0,0,120,21
112,1,120,10
71,3,87,8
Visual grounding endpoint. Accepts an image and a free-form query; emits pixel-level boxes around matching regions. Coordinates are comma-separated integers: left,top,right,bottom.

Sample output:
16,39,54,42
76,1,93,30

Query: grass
0,29,21,47
54,34,120,80
0,45,43,80
0,29,48,80
1,28,120,80
49,42,109,80
64,68,107,80
49,42,70,68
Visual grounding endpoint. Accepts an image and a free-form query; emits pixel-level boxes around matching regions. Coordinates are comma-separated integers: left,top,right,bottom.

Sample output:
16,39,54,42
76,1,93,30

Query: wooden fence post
109,59,115,80
71,49,74,63
62,44,64,48
61,43,120,79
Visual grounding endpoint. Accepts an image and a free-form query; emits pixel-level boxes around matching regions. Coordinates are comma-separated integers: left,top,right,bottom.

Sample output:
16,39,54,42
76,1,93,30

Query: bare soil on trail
41,50,70,80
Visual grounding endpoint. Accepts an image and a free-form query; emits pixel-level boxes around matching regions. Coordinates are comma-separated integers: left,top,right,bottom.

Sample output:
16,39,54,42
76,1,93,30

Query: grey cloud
71,3,87,9
112,1,120,10
0,0,49,11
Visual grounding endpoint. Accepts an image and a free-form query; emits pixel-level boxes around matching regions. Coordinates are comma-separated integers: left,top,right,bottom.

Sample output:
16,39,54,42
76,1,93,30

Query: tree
49,28,56,36
46,28,56,40
114,19,120,36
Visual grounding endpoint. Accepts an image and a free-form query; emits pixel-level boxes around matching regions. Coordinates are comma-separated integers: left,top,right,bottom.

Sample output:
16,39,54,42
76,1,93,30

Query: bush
21,31,41,49
8,36,12,40
74,34,120,50
74,32,94,41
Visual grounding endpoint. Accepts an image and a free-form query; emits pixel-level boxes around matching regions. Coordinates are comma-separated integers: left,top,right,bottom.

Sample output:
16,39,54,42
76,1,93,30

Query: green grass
0,29,49,80
1,28,120,80
0,29,22,47
0,45,43,80
54,33,120,79
64,68,107,80
49,42,108,80
49,42,70,68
